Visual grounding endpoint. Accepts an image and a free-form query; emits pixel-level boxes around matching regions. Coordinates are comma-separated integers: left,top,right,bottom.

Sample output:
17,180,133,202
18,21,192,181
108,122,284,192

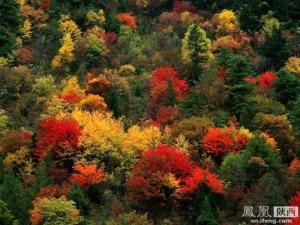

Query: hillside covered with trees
0,0,300,224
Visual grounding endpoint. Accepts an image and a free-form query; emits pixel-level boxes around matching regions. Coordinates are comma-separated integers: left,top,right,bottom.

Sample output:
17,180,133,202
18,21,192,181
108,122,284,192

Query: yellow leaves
0,57,9,68
17,0,26,6
135,0,149,8
21,19,32,40
285,56,300,76
72,109,125,158
86,9,106,26
59,33,75,62
62,76,85,98
163,173,180,189
51,33,75,70
3,147,34,175
238,127,253,139
124,125,162,154
71,109,162,162
119,64,136,76
52,15,81,70
59,15,81,40
213,9,239,36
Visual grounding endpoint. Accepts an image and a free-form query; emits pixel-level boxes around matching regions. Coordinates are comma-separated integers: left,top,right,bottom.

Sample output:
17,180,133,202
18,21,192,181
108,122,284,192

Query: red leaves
150,67,188,104
258,71,277,92
203,128,234,157
39,0,51,11
289,192,300,225
244,71,277,92
127,145,223,202
290,192,300,207
216,66,230,78
173,0,197,13
35,118,81,158
103,32,118,45
117,13,137,29
152,106,180,126
69,165,104,187
203,169,224,193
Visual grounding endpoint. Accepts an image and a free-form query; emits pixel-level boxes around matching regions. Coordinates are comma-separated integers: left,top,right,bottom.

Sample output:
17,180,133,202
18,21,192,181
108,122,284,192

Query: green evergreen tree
274,69,300,106
289,96,300,139
182,24,212,81
68,185,91,214
196,196,219,225
0,0,21,57
0,199,19,225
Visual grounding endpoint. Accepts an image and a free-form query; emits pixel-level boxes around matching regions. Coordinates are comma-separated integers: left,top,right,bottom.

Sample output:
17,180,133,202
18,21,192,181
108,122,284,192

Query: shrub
30,197,83,225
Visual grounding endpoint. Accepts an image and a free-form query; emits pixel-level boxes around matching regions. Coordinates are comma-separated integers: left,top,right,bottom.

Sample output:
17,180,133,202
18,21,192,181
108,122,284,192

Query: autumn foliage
244,71,277,92
150,67,188,104
152,106,180,126
69,164,104,187
117,13,137,29
35,118,82,158
127,145,223,202
288,159,300,175
173,0,197,13
202,127,250,157
289,192,300,225
59,91,84,104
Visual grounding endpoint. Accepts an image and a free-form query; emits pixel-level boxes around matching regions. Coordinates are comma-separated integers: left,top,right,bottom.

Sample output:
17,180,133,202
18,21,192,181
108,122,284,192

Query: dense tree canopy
0,0,299,224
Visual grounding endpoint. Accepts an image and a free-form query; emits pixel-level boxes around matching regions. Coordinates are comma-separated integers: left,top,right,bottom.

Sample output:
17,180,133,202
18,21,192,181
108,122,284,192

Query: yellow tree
212,9,239,36
285,56,300,76
51,33,75,70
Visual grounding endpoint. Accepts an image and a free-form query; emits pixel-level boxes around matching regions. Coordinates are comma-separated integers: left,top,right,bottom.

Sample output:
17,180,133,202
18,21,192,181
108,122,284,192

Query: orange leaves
288,159,300,175
117,13,137,29
59,91,83,104
203,169,224,194
69,165,104,187
127,145,223,203
202,127,250,157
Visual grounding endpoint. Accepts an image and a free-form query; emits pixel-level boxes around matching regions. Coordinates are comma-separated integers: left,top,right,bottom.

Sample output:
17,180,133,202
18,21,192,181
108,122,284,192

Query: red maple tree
69,165,105,187
258,71,277,92
35,118,82,158
150,67,188,105
244,71,277,92
127,145,223,203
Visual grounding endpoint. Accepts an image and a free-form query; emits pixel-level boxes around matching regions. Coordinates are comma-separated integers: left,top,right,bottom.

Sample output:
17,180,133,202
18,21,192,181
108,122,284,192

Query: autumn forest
0,0,300,224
